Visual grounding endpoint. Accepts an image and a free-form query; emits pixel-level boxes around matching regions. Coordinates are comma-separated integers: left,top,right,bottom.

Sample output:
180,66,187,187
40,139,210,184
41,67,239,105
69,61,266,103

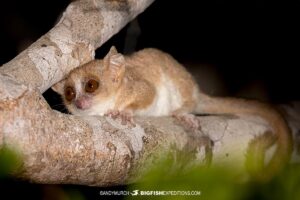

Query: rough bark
0,0,296,186
0,83,272,186
0,0,154,93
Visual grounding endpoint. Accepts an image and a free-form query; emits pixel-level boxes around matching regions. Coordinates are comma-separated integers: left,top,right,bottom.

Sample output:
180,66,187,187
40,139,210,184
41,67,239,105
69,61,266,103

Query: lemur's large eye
85,79,99,93
65,87,76,101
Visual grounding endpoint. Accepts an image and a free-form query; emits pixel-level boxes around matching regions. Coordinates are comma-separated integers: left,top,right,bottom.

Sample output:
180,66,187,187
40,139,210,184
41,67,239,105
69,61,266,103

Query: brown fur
125,48,198,112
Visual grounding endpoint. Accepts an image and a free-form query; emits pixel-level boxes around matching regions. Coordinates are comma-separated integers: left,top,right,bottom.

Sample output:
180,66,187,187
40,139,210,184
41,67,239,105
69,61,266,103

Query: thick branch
0,0,154,93
0,85,271,186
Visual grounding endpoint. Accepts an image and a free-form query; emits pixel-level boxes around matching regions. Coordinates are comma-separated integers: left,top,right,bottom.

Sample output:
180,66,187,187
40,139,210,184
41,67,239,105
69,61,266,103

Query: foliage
1,147,300,200
0,146,22,178
127,154,300,200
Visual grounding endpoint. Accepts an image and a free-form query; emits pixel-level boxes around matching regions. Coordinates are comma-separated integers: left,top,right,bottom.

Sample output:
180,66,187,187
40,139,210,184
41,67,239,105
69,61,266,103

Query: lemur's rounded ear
107,46,118,55
103,46,123,65
51,79,66,95
103,46,126,83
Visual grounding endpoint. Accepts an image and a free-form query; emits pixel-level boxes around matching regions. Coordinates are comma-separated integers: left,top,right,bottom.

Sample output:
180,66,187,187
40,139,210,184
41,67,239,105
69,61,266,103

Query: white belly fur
135,74,182,116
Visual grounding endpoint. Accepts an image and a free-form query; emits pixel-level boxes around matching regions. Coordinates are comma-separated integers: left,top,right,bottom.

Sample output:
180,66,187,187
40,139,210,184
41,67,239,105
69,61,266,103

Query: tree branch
0,0,154,93
0,85,272,186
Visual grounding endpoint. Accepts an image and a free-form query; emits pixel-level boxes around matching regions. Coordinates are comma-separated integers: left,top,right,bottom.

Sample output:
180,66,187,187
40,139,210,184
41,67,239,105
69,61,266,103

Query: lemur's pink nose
75,96,91,110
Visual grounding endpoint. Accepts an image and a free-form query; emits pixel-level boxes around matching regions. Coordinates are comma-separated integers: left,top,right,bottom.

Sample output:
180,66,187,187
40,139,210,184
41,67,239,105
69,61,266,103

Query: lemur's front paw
172,113,202,133
105,110,135,127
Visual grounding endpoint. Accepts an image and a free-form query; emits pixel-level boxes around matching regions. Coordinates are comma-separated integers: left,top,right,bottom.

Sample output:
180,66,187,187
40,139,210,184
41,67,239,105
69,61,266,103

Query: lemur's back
126,48,199,112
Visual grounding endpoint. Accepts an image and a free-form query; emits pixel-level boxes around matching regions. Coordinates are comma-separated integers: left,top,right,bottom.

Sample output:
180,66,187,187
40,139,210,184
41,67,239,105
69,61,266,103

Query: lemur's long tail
195,94,292,181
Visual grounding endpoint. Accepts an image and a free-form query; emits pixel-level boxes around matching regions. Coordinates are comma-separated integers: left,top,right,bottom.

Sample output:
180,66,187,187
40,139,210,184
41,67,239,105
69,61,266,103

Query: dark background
1,0,300,102
0,0,299,199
